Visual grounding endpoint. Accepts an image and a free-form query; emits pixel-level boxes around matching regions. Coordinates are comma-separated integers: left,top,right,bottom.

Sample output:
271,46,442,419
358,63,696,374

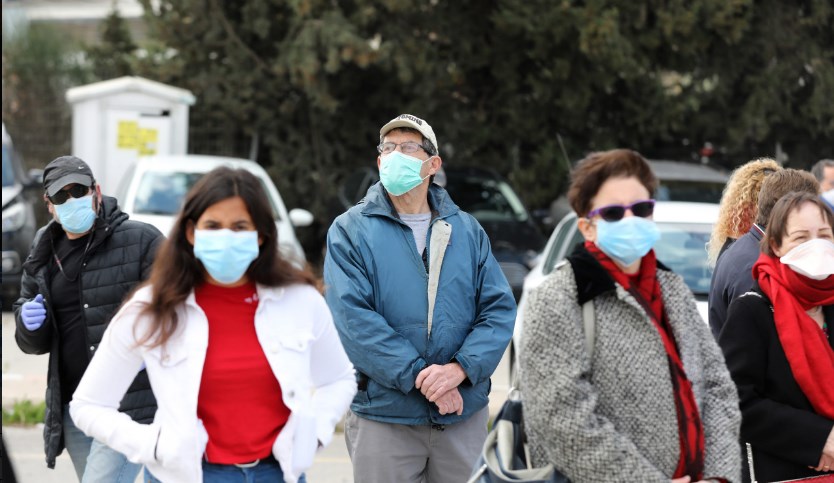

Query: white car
511,201,720,371
116,155,314,266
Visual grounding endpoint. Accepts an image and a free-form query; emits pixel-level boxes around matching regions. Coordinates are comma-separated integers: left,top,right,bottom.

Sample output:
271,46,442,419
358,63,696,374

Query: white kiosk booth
65,76,196,195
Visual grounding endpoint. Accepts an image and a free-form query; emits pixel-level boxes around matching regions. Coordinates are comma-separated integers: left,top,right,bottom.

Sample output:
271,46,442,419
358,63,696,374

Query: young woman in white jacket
70,167,356,483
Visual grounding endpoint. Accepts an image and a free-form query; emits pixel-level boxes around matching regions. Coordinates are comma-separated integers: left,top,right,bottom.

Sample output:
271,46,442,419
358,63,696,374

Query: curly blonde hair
707,158,781,266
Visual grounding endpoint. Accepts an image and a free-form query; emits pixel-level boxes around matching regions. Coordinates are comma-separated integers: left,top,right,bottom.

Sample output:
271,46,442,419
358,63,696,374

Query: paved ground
2,311,511,482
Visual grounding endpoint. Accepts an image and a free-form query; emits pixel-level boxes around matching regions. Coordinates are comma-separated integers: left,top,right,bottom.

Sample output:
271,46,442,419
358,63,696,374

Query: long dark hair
137,166,315,348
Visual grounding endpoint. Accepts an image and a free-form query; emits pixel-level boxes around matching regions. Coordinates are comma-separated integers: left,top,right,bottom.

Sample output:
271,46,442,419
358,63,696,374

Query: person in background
13,155,162,482
718,191,834,482
707,158,781,266
811,159,834,193
324,114,516,482
708,169,819,338
521,149,741,482
70,167,356,483
814,159,834,213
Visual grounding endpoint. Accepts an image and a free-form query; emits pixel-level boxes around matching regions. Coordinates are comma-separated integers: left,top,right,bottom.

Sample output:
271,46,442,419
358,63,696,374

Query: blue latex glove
21,294,47,331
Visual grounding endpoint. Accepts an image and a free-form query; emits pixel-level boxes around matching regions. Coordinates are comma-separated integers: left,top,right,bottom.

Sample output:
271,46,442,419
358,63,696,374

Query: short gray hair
811,159,834,181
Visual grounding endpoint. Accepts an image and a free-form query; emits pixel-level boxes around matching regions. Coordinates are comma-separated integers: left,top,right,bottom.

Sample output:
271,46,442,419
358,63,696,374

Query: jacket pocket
277,333,315,353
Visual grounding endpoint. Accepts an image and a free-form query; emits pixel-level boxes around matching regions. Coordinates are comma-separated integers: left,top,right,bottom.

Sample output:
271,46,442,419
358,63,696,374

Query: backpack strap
582,300,595,362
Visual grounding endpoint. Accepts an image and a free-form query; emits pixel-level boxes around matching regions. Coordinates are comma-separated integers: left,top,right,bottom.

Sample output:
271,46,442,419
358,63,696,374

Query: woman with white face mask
68,167,356,483
719,191,834,482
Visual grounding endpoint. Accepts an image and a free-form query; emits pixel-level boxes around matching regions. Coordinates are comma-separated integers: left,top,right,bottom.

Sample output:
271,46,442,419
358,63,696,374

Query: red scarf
585,242,705,480
753,253,834,419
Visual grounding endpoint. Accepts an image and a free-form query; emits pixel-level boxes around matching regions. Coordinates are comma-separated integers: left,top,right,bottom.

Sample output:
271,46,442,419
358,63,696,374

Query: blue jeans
63,404,142,482
144,459,306,483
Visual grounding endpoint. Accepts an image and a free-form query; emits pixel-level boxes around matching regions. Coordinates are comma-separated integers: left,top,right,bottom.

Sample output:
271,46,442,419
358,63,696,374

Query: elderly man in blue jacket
324,114,517,483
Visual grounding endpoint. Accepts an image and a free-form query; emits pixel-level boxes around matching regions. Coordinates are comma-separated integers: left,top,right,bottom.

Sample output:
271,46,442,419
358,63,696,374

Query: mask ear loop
421,155,437,182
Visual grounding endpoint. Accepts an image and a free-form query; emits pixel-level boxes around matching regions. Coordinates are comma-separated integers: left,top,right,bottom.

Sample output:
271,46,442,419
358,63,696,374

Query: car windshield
544,218,713,297
133,170,281,219
444,176,529,222
655,222,713,296
656,180,726,204
2,144,14,187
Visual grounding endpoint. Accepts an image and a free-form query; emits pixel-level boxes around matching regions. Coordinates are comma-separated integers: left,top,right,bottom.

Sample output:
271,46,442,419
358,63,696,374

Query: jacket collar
359,181,460,220
749,223,765,240
566,242,672,305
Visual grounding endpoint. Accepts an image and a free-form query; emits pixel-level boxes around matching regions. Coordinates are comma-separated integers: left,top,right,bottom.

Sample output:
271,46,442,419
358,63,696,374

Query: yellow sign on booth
117,121,158,155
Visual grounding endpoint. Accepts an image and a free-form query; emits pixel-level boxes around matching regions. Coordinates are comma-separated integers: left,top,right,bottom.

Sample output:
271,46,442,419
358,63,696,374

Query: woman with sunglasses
69,167,357,483
519,149,741,482
718,192,834,482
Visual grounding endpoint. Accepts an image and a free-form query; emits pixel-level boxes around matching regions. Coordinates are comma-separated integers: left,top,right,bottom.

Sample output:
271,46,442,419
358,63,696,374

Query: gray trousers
345,407,489,483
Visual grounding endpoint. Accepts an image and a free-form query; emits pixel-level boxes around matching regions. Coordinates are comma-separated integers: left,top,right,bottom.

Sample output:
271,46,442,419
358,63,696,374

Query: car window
445,176,529,222
656,181,725,204
134,171,202,215
2,144,14,187
543,216,579,275
655,222,713,296
132,170,281,220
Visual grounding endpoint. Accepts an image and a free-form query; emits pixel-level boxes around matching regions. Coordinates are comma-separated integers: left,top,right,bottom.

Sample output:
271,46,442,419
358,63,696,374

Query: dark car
329,165,545,301
2,123,41,309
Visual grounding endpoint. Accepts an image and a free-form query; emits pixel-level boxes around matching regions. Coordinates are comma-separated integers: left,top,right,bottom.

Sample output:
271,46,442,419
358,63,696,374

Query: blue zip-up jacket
324,182,516,425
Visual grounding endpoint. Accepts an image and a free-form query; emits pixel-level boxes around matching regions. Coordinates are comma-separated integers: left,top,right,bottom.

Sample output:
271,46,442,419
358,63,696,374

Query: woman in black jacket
719,191,834,482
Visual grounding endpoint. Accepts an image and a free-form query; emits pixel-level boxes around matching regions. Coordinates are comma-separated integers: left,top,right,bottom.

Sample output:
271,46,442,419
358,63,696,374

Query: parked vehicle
329,166,545,301
443,166,545,300
116,155,314,266
511,201,720,373
2,123,41,309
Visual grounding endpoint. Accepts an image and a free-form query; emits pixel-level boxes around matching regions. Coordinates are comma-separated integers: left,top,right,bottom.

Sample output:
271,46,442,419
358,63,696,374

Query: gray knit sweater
520,256,742,482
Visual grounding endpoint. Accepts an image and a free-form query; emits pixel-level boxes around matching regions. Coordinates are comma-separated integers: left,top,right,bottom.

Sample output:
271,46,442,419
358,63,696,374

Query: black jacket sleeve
13,233,54,355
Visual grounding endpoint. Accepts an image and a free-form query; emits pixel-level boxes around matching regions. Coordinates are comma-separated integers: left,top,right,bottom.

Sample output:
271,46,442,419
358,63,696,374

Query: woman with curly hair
707,158,781,267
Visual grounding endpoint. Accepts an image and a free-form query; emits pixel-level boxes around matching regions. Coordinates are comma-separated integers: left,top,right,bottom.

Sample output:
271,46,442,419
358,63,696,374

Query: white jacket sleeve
309,294,357,447
69,301,159,465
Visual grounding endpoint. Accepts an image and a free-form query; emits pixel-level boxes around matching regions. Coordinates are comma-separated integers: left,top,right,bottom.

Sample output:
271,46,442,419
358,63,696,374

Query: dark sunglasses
48,184,92,205
587,199,655,222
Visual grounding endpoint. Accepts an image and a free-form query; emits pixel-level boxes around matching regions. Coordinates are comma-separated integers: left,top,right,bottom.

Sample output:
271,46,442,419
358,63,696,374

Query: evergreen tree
86,9,138,79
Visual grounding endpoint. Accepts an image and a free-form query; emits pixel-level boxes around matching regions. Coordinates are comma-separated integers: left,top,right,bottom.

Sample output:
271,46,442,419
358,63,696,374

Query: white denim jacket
70,283,357,483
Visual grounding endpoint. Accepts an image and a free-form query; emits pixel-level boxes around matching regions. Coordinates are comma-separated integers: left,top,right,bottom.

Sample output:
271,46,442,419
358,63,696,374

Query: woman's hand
811,426,834,472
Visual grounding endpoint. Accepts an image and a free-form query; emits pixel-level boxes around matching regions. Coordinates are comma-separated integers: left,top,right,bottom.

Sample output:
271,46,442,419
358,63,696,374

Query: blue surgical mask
54,195,97,234
379,151,431,196
595,216,660,266
193,229,260,284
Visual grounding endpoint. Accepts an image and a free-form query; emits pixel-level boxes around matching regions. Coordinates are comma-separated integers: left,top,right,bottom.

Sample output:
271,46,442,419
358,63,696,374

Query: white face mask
779,238,834,280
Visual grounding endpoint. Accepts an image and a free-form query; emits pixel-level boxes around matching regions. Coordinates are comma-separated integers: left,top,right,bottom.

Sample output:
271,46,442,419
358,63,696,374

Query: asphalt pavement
2,310,511,482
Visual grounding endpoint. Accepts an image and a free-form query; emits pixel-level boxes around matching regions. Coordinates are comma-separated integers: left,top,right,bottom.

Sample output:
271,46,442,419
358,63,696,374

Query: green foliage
2,400,46,426
84,0,833,258
85,9,138,79
2,21,91,169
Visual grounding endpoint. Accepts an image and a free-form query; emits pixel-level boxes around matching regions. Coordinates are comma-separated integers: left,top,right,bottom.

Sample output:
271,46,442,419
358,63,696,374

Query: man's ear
430,155,442,175
93,184,103,211
44,194,55,218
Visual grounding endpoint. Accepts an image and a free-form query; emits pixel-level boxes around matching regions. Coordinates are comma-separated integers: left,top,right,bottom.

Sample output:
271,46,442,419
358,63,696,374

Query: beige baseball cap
379,114,438,154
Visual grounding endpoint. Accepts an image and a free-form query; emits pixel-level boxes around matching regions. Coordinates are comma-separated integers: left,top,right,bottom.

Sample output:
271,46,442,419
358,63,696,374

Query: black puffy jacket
13,196,163,468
